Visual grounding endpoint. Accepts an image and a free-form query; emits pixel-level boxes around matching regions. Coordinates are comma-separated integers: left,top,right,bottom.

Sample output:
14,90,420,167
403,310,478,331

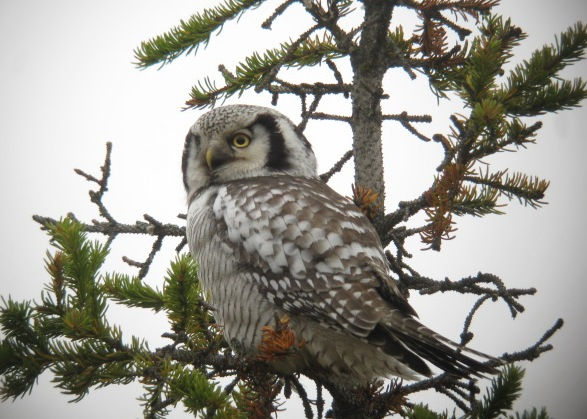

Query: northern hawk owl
183,104,495,385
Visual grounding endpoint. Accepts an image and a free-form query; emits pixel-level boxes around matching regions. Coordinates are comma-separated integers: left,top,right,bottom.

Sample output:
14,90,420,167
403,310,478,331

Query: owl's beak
205,148,215,171
205,146,232,171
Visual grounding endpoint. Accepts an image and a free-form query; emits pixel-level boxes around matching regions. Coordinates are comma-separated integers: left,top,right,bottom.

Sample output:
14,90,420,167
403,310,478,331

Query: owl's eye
231,133,251,148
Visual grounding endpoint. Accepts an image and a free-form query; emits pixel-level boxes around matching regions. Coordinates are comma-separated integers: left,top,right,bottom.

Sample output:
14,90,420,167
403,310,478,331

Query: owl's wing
213,175,495,377
213,176,401,331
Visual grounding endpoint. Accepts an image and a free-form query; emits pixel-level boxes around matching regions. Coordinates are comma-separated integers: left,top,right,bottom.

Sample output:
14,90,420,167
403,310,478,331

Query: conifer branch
185,33,347,108
398,0,498,57
497,21,587,115
134,0,263,68
469,119,541,159
452,183,503,216
505,78,587,116
255,24,322,92
33,214,185,239
316,381,325,419
268,80,352,96
406,44,466,74
102,274,165,311
474,364,523,418
385,26,419,78
399,271,535,318
501,318,564,363
437,385,470,413
463,170,549,208
427,16,525,104
384,112,433,123
33,144,186,282
301,0,355,50
398,0,500,16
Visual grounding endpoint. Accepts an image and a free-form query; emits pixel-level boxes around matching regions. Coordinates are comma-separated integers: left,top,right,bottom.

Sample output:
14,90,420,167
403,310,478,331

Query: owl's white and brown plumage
183,104,495,385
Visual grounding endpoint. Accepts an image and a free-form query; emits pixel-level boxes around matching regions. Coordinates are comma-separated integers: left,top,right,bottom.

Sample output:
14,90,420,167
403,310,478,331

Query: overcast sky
1,1,586,418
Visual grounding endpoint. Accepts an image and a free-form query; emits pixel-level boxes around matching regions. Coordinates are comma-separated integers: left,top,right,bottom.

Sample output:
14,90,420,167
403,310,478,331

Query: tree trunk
350,0,395,231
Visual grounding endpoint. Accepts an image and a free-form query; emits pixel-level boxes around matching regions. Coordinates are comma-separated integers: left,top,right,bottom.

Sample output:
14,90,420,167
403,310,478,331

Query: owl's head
182,105,317,197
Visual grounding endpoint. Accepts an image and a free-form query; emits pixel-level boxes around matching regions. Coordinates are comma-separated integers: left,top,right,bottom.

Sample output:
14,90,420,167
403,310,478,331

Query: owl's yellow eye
231,133,251,148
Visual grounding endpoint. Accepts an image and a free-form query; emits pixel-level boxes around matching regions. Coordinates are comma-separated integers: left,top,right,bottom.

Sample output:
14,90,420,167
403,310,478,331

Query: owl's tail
374,310,500,378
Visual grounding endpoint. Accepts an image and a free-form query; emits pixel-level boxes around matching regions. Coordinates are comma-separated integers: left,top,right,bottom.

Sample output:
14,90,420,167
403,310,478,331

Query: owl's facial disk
204,124,271,177
182,105,318,200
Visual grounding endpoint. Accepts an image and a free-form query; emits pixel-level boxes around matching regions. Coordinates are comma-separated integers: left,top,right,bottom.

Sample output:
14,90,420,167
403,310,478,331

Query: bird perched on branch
183,104,496,386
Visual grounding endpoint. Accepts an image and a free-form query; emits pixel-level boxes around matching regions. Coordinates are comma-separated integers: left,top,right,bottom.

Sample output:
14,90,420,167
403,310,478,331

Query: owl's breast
186,188,235,292
186,186,281,356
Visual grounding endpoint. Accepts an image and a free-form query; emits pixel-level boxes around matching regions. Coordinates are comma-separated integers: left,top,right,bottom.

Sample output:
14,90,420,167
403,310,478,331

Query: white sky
0,0,586,418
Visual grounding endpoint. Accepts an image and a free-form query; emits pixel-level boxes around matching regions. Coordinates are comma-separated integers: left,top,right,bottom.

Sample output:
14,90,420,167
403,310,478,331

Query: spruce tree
1,1,585,417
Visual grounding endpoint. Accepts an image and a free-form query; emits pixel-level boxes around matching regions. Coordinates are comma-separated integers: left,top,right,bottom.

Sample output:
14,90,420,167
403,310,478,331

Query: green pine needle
134,0,263,68
404,403,455,419
507,78,587,116
388,25,413,55
162,254,205,332
0,298,36,344
102,273,165,311
0,352,42,401
476,364,524,418
509,407,552,419
430,15,526,103
168,366,235,416
46,217,109,322
0,217,151,402
470,118,542,158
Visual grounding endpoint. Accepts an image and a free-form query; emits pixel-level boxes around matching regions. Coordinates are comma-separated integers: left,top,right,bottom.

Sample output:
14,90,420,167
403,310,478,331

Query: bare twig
319,150,353,182
395,111,432,141
33,215,185,238
74,142,116,225
437,386,470,413
262,0,298,29
269,80,352,96
302,0,353,50
397,318,561,401
33,143,186,282
325,58,349,98
460,295,492,345
298,94,323,132
404,272,535,317
501,319,564,363
289,375,314,419
310,112,351,123
433,133,456,171
383,112,432,123
123,235,164,279
316,381,324,419
255,24,321,93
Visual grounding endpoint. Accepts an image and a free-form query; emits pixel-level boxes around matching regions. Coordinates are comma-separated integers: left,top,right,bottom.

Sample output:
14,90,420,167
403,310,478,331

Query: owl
183,104,495,386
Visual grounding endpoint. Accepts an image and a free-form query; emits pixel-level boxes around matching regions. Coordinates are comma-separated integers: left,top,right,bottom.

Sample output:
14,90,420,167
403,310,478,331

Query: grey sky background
0,0,586,417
